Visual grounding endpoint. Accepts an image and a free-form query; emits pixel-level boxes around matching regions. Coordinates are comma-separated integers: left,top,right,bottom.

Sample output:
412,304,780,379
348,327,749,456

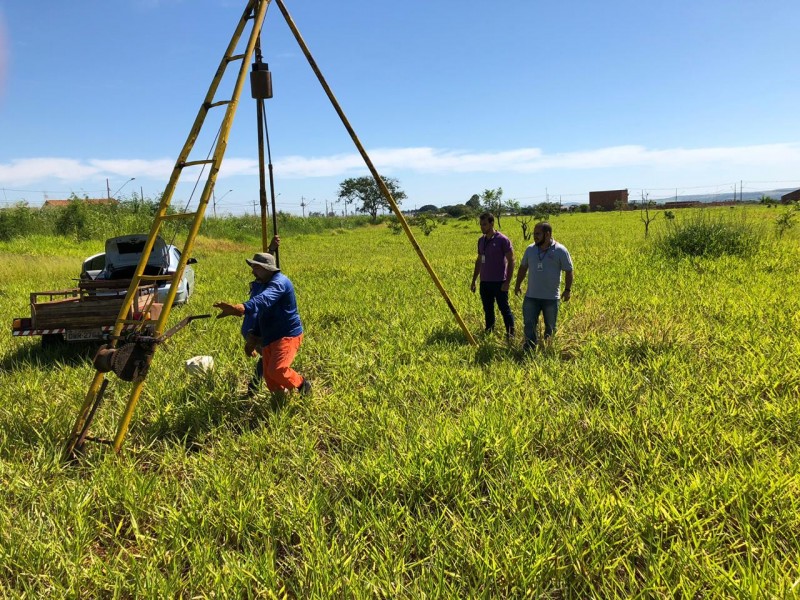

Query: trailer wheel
41,333,65,348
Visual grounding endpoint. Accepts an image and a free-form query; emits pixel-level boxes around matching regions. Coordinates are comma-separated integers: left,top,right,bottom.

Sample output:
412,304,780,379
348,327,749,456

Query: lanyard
481,232,496,254
537,242,552,262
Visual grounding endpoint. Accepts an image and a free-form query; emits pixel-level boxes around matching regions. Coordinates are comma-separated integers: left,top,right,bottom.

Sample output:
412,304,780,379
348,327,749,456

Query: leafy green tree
55,195,90,239
441,204,471,218
466,194,481,211
337,176,406,222
480,187,505,227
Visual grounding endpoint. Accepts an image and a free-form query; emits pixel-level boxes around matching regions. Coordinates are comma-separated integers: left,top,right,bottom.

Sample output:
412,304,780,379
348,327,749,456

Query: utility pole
106,178,111,200
252,199,257,216
325,199,328,216
300,196,307,218
740,180,743,202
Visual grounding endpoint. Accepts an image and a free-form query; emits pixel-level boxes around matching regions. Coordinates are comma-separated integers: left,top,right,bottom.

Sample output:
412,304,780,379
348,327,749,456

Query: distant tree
441,204,471,218
480,187,505,227
55,195,90,239
505,198,521,215
418,204,438,213
337,176,406,222
760,194,776,206
578,204,589,213
466,194,481,211
664,210,676,220
121,193,160,216
515,214,534,241
638,192,658,238
520,201,559,220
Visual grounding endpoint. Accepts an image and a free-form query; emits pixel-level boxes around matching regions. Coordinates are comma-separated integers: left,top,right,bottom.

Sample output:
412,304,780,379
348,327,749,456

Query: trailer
12,279,162,345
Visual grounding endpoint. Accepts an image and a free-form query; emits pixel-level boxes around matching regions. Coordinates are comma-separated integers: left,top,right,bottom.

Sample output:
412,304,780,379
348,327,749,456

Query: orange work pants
261,334,304,392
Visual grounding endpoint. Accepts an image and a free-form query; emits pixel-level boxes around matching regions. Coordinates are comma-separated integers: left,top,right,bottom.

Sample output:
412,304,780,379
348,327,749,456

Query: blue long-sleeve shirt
242,272,303,346
241,280,269,340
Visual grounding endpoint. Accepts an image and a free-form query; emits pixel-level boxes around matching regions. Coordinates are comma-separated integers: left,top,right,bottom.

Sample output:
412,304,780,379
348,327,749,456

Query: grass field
1,207,799,597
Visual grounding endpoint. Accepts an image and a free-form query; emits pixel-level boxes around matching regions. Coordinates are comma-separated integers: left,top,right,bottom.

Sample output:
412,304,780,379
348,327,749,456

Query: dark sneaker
246,376,261,398
298,378,312,396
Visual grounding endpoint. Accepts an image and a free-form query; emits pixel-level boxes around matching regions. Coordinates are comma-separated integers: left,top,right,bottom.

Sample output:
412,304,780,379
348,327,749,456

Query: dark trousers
479,281,515,335
247,357,264,394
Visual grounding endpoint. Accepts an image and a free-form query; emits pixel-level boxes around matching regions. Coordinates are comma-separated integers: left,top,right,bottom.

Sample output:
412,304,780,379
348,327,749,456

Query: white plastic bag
185,355,214,376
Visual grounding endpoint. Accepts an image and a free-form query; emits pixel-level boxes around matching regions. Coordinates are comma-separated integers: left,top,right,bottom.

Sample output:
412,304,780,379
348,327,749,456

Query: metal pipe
256,98,270,253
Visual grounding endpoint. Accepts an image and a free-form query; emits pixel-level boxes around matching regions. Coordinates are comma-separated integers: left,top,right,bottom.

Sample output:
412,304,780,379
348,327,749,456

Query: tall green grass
0,200,378,244
655,209,763,258
1,206,799,596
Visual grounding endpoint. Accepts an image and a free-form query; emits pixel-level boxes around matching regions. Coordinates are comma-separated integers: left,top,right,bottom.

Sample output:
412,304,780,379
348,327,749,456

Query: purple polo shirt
478,231,512,282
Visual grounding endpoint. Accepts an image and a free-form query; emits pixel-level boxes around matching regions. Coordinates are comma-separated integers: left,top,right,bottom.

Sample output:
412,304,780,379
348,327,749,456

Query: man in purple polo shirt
470,212,515,338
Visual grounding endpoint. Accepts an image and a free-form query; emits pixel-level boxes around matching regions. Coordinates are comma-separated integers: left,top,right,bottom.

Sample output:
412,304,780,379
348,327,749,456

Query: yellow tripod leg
63,371,107,459
112,378,147,454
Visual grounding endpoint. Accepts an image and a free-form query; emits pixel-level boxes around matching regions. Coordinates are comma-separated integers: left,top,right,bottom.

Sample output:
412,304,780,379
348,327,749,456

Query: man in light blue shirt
514,222,573,351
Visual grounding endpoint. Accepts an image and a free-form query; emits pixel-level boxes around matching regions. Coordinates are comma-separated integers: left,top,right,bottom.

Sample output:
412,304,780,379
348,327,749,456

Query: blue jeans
479,281,515,335
522,297,559,346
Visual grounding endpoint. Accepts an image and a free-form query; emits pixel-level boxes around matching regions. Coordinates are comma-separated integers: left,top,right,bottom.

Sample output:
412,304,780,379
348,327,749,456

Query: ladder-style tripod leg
64,0,273,458
112,378,147,454
63,372,107,459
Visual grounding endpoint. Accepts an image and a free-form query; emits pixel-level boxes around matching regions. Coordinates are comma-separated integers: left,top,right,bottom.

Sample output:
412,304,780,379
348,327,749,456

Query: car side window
83,253,106,272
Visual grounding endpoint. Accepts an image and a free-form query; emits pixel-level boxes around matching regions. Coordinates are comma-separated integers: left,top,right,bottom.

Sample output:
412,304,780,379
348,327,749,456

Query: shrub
655,210,761,258
409,214,437,236
775,203,798,239
0,203,37,241
387,218,402,234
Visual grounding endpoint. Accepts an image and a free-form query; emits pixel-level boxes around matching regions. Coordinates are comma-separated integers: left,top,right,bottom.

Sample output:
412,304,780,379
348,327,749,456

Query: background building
589,189,628,211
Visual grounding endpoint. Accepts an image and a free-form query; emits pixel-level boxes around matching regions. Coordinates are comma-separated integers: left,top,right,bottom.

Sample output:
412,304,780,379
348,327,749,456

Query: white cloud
0,158,100,185
270,142,800,177
90,158,174,179
1,142,799,186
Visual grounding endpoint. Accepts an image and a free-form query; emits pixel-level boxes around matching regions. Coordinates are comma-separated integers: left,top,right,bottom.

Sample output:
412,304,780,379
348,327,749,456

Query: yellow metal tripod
64,0,476,460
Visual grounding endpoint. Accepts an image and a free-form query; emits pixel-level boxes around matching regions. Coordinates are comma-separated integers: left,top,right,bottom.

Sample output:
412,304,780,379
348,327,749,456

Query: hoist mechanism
63,0,476,462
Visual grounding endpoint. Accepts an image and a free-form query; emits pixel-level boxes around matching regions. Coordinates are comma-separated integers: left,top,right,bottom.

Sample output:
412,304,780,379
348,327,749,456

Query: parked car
81,234,197,304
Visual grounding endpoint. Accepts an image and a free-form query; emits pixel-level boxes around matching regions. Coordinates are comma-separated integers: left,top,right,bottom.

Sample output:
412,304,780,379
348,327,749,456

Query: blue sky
1,0,799,215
